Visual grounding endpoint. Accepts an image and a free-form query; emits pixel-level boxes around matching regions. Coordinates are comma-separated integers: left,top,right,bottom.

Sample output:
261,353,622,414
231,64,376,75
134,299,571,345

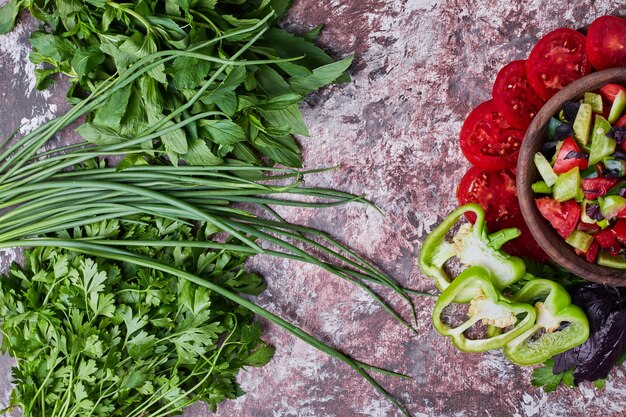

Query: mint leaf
0,0,22,35
259,104,309,136
202,119,246,145
71,45,104,82
171,55,212,89
289,56,353,94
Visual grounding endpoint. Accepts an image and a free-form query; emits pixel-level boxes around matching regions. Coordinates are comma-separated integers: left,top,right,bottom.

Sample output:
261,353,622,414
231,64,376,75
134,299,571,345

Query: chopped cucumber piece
565,229,594,251
534,152,558,187
531,181,552,194
588,116,616,165
599,195,626,219
553,166,581,202
584,92,604,113
604,159,626,177
547,117,564,140
575,187,585,202
598,219,610,229
608,90,626,124
573,103,593,146
598,253,626,269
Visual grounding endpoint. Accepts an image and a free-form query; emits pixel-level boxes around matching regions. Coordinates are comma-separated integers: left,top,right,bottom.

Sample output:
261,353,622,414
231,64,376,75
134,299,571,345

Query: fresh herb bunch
0,0,351,167
0,216,274,416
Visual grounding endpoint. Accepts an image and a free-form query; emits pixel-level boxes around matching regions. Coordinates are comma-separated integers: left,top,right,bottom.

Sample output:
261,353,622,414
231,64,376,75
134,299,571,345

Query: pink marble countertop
2,1,626,416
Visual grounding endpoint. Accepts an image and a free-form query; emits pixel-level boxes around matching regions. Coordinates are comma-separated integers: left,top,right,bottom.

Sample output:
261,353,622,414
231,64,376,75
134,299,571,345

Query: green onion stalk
0,12,428,416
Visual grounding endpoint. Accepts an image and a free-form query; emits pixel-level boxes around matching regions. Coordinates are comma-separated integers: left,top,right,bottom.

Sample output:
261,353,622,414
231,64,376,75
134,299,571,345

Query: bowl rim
517,67,626,286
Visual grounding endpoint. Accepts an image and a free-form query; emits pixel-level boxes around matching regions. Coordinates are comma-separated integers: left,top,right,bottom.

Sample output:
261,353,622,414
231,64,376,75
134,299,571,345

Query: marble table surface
2,1,626,416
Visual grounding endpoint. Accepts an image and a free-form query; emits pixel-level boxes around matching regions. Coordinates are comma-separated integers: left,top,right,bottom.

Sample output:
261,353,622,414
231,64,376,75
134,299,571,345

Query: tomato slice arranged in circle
457,168,548,261
459,100,525,170
526,28,591,100
457,168,521,229
586,15,626,71
492,60,545,129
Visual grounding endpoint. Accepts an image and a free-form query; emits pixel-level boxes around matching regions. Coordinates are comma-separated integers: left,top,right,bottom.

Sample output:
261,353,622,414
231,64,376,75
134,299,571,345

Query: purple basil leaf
613,150,626,161
586,203,604,221
607,126,626,144
573,309,626,383
564,150,587,160
553,284,626,381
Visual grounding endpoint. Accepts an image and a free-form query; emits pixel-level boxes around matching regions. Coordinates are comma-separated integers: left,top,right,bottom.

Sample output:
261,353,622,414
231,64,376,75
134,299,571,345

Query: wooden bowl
517,67,626,286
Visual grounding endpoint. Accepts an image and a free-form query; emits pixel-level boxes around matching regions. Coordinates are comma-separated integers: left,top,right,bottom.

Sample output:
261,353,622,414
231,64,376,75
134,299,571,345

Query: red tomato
599,84,626,103
613,219,626,244
585,240,599,263
535,197,580,239
553,137,589,174
586,16,626,70
526,28,591,100
457,168,520,229
617,205,626,218
459,100,525,170
616,114,626,127
595,228,618,249
577,221,600,232
492,60,545,129
581,177,618,200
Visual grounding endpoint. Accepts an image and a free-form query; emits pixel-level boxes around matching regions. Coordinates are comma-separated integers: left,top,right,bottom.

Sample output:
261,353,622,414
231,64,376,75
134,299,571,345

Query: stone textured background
2,1,626,416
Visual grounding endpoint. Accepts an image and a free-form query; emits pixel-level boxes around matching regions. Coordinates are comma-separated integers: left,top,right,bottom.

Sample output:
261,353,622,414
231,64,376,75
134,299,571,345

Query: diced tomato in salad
532,78,626,266
535,197,580,239
581,177,618,200
553,137,588,174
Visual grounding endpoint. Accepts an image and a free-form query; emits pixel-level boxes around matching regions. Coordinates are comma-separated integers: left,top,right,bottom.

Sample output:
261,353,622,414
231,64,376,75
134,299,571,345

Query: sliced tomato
599,84,626,103
616,114,626,127
595,228,618,249
581,177,618,200
553,137,588,174
492,60,545,129
459,100,525,169
526,28,591,100
586,16,626,71
535,197,580,239
613,219,626,244
617,205,626,218
457,167,521,229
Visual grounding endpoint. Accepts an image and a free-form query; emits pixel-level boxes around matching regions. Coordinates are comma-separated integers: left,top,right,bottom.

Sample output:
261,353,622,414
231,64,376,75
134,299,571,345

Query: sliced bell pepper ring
432,266,536,352
503,279,589,366
418,203,526,301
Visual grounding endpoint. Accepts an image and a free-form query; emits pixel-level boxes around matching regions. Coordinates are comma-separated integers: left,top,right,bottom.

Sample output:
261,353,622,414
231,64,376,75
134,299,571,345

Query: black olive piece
541,140,558,160
553,124,574,141
563,101,581,123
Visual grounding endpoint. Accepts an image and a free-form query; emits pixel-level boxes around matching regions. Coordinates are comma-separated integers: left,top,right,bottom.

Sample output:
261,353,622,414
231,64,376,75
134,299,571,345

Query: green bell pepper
418,203,526,301
503,279,589,366
432,266,536,352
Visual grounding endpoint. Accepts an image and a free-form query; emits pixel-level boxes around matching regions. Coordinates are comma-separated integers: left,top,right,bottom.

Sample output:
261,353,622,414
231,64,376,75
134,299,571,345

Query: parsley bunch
0,0,351,167
0,216,273,415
